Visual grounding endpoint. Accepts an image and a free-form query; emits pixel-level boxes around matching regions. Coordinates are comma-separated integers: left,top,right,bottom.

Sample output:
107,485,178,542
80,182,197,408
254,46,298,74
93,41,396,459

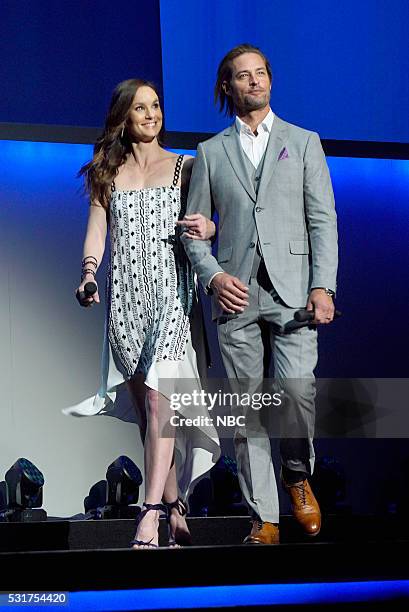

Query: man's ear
222,81,231,96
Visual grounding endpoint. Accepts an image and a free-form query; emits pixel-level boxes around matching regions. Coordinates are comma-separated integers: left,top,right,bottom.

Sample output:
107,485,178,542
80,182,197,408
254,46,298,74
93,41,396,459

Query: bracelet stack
81,256,98,282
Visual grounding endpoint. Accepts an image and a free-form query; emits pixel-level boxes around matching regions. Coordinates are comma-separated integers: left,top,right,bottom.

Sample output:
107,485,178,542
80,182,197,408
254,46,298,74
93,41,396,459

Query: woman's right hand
177,213,215,240
75,274,100,307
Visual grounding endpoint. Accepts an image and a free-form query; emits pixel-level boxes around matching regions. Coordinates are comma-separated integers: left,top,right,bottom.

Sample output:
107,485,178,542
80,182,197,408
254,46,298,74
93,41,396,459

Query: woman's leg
163,462,191,545
127,376,177,493
127,379,189,546
127,383,175,548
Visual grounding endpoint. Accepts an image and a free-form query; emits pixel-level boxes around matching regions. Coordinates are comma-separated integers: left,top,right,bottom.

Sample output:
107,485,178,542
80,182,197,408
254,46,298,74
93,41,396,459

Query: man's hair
214,43,273,117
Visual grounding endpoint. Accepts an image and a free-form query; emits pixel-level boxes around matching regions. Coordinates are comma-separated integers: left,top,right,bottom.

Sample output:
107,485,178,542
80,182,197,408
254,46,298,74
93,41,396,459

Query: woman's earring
120,125,124,139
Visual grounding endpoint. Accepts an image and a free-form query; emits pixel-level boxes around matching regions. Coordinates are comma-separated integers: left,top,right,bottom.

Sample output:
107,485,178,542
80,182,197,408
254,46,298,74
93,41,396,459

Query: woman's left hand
177,214,215,240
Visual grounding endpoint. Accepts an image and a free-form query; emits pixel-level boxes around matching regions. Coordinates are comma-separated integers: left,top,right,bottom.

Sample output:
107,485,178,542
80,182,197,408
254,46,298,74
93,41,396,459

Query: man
181,44,338,544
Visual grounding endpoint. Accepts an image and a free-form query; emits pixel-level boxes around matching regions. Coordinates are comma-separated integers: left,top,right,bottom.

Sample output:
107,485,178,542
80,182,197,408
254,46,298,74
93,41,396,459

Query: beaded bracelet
82,256,97,268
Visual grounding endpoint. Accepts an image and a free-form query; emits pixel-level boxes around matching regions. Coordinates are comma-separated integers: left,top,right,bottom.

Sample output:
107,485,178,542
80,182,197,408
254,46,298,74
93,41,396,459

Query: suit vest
239,145,268,277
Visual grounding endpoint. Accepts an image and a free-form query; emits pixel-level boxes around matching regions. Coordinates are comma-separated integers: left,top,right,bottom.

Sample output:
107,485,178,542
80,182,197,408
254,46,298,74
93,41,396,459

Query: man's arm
303,132,338,323
180,143,224,290
181,143,249,312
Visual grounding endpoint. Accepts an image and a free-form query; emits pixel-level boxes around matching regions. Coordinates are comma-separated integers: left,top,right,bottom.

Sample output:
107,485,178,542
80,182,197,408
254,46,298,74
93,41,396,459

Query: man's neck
236,106,271,134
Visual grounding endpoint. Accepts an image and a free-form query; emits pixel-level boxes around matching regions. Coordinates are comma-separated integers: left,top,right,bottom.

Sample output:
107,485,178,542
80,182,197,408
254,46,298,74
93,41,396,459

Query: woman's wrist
81,270,96,282
81,255,98,281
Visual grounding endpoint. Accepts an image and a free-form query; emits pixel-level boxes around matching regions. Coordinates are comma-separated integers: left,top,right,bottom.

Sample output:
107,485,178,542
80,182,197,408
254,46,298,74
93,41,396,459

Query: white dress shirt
235,108,275,168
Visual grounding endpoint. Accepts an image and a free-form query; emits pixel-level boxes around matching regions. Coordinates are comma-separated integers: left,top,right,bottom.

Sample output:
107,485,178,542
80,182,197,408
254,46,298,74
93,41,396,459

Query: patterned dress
64,155,220,498
108,154,194,380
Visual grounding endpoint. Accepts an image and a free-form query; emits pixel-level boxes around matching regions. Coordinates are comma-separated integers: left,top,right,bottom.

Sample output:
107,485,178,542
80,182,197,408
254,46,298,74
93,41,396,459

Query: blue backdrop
1,0,163,127
160,0,409,142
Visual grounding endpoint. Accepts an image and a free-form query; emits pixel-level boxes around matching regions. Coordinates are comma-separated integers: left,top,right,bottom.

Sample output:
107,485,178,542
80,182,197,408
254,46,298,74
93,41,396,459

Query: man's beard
242,92,270,112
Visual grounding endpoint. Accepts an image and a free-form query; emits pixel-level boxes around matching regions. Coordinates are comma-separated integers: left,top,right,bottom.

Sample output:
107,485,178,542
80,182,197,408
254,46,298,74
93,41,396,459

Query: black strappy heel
130,502,168,549
164,498,192,547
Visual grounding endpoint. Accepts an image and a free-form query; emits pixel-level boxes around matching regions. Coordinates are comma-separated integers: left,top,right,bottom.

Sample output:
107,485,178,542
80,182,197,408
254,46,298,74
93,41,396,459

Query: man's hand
210,272,249,314
306,289,335,324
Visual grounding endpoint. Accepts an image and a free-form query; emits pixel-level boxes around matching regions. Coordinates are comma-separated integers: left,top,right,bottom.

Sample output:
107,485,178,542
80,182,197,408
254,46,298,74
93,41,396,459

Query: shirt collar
235,108,275,136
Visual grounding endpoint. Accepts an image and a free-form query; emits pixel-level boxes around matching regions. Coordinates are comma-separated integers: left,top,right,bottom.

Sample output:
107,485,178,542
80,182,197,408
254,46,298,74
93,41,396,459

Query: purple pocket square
278,147,289,161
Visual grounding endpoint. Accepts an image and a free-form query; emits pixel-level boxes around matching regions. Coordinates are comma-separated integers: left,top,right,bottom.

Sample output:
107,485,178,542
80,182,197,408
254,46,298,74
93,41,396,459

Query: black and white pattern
108,158,194,378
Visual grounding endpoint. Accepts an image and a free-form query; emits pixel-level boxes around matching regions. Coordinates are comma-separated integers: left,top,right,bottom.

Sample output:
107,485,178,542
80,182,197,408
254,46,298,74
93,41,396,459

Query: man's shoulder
197,125,234,150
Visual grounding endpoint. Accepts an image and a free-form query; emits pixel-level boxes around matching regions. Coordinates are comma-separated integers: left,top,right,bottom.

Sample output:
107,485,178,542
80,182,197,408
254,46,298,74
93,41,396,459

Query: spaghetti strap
172,154,184,187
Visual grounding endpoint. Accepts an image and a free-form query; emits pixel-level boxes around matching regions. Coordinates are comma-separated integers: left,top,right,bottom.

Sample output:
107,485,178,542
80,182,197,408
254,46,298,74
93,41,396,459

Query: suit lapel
257,116,289,200
222,125,257,202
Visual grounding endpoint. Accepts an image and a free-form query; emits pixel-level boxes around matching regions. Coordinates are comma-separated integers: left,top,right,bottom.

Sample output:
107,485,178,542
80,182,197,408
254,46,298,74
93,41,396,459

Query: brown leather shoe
243,520,280,545
283,478,321,536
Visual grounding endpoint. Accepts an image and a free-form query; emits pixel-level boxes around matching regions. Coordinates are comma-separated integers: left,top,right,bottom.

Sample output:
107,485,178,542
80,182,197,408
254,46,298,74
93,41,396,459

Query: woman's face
126,86,163,142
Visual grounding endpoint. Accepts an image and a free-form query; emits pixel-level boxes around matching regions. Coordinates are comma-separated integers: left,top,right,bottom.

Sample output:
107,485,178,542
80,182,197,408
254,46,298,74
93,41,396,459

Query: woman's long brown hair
79,79,163,209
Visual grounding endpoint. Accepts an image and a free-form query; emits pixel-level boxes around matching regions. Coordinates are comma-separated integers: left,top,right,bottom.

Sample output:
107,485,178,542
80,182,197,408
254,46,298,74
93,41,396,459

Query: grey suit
182,115,338,522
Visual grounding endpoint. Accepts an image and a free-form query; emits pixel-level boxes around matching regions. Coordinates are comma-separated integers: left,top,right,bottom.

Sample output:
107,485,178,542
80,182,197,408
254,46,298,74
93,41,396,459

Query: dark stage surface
0,515,408,611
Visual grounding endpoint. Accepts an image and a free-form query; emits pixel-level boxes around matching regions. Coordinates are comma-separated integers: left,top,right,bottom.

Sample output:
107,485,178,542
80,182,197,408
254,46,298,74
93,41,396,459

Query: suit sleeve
181,143,224,291
303,132,338,293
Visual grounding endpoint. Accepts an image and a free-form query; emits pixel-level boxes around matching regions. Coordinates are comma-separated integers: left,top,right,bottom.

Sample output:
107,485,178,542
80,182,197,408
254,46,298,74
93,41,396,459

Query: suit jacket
181,115,338,320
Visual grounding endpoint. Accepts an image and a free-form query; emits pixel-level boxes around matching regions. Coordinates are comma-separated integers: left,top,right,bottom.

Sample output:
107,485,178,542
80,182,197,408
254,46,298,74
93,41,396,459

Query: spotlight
0,458,46,522
209,455,246,515
84,456,142,519
189,455,247,516
106,455,142,507
84,480,108,517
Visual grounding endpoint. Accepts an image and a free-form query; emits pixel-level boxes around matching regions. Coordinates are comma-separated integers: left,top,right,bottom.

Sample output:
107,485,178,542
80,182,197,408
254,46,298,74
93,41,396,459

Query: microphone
294,308,342,323
84,282,97,298
284,308,342,333
76,281,98,306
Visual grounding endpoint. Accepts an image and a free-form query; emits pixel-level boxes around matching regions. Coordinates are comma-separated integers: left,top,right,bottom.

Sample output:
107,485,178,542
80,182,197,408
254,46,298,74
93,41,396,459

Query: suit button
249,242,255,249
255,206,262,212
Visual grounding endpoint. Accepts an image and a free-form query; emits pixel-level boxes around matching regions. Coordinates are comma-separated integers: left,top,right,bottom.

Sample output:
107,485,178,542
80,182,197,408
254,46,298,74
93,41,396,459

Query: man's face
224,52,271,114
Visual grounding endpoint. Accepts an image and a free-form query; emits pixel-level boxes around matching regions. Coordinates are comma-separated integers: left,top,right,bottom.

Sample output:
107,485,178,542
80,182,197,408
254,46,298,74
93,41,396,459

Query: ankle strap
143,502,168,515
136,502,168,523
163,498,187,516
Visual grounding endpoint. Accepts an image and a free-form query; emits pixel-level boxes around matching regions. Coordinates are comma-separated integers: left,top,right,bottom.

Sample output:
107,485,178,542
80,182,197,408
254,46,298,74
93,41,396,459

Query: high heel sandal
130,502,168,549
164,498,192,547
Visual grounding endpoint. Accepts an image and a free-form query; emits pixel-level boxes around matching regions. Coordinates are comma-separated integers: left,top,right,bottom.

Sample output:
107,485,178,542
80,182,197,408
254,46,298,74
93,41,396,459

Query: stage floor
0,514,408,595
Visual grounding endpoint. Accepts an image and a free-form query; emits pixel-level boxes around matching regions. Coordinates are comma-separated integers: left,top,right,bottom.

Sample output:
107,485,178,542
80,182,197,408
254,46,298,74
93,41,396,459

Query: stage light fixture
209,455,245,515
0,458,46,522
84,480,108,517
84,456,142,519
189,455,247,516
106,455,142,507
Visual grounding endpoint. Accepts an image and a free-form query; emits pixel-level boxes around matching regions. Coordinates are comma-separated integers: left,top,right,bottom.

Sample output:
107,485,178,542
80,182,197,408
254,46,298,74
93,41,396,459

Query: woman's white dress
64,156,220,498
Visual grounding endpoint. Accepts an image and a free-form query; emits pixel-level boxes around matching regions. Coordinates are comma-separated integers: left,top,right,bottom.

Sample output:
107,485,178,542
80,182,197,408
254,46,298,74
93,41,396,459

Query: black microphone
84,282,97,298
284,308,342,333
294,308,342,322
76,281,97,306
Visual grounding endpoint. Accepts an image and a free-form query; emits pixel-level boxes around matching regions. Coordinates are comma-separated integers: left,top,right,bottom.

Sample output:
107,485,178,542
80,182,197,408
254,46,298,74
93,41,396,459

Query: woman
67,79,220,548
